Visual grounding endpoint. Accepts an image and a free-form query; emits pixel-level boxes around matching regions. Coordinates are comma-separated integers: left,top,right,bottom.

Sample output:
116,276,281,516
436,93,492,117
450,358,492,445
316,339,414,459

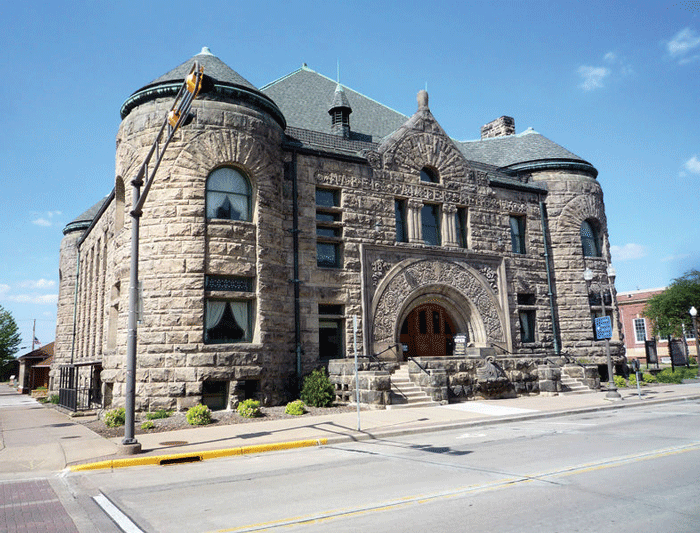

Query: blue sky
1,1,698,350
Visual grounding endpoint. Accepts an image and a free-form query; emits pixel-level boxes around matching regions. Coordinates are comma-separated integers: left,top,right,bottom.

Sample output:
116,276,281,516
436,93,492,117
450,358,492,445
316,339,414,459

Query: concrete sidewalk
2,381,700,475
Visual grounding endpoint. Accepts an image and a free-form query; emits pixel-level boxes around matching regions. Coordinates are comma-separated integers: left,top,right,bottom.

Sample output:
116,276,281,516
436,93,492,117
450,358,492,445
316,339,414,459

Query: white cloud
30,210,62,227
667,27,700,59
610,243,647,261
32,218,51,227
603,52,616,63
6,293,58,305
19,279,56,289
0,284,10,296
578,66,610,91
683,155,700,174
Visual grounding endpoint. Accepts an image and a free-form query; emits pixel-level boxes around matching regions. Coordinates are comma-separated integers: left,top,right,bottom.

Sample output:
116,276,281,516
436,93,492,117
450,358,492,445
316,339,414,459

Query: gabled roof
261,66,408,140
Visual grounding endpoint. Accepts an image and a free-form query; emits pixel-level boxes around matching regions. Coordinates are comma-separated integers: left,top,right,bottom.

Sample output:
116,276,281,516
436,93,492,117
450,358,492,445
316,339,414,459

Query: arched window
580,220,602,257
420,166,439,183
206,167,251,221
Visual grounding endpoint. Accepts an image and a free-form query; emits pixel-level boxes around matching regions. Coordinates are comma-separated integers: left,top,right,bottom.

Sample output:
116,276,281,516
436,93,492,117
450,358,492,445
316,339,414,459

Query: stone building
52,48,624,411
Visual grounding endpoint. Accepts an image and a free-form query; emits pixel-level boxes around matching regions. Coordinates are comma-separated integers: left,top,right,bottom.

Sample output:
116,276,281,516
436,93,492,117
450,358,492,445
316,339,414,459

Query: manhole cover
159,441,189,446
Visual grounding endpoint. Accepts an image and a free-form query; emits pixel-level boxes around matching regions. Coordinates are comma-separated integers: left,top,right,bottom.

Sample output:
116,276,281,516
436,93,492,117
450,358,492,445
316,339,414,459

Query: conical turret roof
120,47,285,128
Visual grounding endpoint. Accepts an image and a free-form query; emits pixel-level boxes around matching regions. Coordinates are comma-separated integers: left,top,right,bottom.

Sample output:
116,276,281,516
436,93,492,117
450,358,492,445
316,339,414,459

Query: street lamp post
690,306,699,378
584,266,622,401
120,62,204,454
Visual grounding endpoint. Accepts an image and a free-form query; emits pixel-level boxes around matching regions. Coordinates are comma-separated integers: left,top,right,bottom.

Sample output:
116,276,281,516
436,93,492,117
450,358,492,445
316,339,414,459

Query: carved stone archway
370,258,506,357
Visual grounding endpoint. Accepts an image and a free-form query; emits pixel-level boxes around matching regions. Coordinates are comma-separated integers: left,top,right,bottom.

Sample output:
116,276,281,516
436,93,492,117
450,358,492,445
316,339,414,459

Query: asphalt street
61,400,700,533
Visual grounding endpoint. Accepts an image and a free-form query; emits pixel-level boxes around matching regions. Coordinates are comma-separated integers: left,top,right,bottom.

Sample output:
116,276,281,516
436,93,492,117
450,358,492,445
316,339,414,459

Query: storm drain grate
159,455,202,466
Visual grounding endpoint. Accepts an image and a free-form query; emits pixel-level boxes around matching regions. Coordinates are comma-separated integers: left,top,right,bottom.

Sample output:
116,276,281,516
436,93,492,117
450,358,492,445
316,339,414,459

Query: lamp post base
604,387,623,401
117,441,142,455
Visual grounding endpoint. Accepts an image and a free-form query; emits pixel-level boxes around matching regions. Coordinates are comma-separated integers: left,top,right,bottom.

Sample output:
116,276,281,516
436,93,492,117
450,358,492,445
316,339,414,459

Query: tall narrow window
319,304,344,359
316,188,342,268
206,167,251,221
422,203,441,246
395,199,408,243
455,207,468,248
510,215,526,254
633,318,647,343
581,220,602,257
519,310,536,343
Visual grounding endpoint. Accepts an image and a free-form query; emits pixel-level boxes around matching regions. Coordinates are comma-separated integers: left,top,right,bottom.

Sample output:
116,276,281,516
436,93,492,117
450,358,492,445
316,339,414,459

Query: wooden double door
399,303,456,359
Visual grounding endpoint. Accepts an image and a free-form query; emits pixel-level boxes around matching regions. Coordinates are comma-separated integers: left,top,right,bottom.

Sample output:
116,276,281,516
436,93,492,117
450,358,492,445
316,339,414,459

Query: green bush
627,374,638,387
285,400,307,416
237,399,261,418
141,420,155,430
145,409,172,420
656,367,697,384
300,369,336,407
49,394,59,404
642,372,657,384
613,375,627,388
104,407,126,428
186,404,212,426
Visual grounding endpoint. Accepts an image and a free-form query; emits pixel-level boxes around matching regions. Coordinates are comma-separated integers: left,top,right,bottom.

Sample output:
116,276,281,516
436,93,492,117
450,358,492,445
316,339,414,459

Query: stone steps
386,365,440,410
560,374,595,395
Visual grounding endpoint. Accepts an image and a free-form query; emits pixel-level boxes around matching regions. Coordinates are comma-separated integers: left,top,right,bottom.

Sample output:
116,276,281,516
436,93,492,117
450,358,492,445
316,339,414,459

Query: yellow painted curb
69,438,328,472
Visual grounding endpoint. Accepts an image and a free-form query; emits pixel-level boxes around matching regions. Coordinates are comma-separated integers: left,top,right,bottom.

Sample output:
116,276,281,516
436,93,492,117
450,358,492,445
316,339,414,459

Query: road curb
67,393,700,472
69,438,328,472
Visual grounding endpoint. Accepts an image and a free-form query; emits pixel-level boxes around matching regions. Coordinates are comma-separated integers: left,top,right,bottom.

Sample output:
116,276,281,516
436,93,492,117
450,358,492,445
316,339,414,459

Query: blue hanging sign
595,316,612,340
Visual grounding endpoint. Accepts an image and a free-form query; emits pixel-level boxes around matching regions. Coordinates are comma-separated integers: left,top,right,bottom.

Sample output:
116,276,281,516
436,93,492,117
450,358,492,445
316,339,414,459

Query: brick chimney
480,116,515,139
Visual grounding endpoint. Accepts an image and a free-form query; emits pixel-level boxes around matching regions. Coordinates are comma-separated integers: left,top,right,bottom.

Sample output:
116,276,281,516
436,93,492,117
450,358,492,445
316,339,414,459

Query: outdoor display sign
453,334,467,356
669,338,688,368
645,339,658,365
594,316,612,340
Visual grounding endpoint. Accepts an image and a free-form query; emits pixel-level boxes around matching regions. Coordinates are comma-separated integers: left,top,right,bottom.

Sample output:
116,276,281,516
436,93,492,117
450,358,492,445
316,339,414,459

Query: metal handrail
406,356,430,375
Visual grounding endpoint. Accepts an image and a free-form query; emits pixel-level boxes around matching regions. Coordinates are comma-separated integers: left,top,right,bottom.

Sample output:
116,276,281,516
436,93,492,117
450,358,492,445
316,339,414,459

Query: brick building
51,48,624,411
618,288,698,364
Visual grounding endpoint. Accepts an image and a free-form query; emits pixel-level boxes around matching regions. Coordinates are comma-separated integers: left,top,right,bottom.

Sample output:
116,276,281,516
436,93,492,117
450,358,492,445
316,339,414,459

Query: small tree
643,269,700,339
300,369,335,407
0,305,21,371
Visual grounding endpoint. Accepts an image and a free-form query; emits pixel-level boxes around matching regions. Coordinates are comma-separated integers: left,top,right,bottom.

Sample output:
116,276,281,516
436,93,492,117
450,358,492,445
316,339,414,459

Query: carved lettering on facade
371,258,391,288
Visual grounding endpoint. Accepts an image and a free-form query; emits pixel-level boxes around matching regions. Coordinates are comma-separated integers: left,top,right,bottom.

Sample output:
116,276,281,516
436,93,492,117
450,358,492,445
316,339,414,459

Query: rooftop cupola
328,83,352,137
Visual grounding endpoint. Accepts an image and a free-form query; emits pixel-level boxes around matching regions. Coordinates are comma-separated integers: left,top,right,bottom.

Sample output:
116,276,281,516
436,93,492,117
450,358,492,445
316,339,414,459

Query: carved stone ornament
366,151,382,170
477,264,498,294
476,356,506,382
372,259,505,345
371,258,391,288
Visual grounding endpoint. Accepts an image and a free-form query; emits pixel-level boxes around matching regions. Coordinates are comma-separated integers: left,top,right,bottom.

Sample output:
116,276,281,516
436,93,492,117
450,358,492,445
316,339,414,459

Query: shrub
285,400,306,416
613,375,627,388
627,374,638,387
49,394,59,404
104,407,126,428
300,369,335,407
141,420,155,430
145,409,172,420
237,399,261,418
186,404,212,426
642,372,657,384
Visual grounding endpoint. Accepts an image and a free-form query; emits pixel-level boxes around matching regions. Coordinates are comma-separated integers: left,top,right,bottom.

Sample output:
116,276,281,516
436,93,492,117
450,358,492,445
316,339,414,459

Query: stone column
443,204,458,247
408,199,423,244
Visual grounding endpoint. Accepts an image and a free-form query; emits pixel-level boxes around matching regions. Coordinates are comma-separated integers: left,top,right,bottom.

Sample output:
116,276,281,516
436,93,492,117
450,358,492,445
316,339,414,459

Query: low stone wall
328,356,601,406
327,359,395,406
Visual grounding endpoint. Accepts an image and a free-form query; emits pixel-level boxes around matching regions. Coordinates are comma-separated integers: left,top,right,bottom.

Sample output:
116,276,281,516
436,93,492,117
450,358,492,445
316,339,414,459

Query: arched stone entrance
370,258,507,360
